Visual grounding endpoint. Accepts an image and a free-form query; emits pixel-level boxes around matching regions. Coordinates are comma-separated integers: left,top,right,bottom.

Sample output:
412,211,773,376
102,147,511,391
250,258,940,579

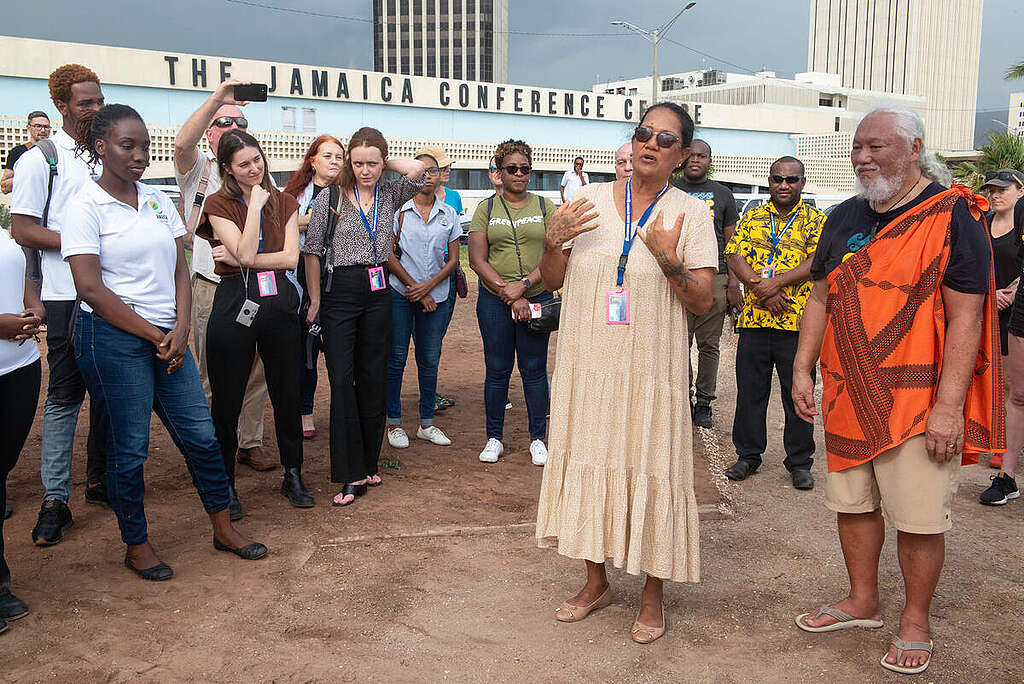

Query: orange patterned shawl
820,185,1004,473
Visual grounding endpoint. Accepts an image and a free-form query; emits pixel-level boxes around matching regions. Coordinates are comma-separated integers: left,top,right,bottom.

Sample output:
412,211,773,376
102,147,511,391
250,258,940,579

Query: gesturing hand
544,198,599,250
636,211,683,260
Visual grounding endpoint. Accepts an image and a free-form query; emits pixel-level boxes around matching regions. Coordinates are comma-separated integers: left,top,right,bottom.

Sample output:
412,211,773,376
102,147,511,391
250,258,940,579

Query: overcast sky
5,0,1022,117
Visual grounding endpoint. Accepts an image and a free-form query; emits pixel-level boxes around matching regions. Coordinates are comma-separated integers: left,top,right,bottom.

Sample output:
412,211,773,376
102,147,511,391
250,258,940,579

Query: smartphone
233,83,268,102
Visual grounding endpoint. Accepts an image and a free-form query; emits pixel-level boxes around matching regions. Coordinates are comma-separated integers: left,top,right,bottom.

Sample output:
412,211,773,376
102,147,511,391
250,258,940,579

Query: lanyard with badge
355,183,387,291
607,178,669,325
235,199,279,328
761,210,798,279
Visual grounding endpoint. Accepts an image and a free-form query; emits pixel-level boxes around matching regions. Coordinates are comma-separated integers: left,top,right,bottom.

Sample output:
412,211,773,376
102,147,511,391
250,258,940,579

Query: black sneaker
693,402,713,429
84,482,111,508
0,590,29,620
31,499,73,546
979,473,1020,506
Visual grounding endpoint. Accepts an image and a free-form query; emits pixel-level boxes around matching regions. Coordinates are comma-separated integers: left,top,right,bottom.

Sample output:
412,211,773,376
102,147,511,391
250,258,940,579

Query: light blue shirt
390,197,462,303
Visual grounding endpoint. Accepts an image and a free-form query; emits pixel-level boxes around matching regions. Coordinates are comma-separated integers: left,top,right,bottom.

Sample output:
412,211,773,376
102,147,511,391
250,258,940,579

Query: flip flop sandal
795,604,884,632
879,636,933,675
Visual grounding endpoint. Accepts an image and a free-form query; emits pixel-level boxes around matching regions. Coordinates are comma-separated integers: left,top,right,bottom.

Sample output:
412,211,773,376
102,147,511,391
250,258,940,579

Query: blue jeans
387,287,450,425
475,284,551,441
74,311,230,545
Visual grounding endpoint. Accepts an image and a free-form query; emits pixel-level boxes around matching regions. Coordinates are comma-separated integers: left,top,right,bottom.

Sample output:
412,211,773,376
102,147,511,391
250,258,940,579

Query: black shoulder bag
498,195,561,333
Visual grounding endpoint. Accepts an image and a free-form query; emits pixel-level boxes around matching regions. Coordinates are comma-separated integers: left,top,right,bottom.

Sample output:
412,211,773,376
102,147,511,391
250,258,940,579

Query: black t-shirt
988,212,1022,290
3,144,30,171
810,183,990,294
673,178,739,274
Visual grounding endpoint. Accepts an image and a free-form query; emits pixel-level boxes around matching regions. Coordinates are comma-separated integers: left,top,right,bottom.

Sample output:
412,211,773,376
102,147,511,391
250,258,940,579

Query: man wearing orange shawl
790,106,1004,676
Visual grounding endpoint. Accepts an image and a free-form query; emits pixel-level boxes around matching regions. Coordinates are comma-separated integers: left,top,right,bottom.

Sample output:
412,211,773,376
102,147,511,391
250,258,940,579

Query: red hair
283,134,345,199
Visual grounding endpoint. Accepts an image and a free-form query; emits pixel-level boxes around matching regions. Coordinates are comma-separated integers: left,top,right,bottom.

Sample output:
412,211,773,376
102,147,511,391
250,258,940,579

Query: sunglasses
984,170,1024,185
633,126,681,149
502,165,532,176
769,174,803,184
211,116,249,129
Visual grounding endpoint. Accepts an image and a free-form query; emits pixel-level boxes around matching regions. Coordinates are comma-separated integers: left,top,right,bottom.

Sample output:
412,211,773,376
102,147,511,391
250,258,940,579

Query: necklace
871,175,924,214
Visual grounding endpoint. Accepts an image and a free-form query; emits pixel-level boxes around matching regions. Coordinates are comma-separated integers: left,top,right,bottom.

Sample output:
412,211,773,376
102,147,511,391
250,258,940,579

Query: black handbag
528,295,561,334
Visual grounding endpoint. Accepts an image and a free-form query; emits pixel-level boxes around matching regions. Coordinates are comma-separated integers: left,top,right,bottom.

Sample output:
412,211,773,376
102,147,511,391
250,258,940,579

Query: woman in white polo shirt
0,227,44,632
62,104,266,582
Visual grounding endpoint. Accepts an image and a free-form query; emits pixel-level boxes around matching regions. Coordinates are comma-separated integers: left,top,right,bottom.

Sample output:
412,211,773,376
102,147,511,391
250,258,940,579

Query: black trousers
732,328,815,471
1,360,41,590
206,273,303,484
44,299,106,485
320,265,392,484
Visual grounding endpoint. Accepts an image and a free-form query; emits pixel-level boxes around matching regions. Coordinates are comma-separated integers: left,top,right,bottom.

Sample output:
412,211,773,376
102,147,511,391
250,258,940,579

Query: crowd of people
0,62,1015,675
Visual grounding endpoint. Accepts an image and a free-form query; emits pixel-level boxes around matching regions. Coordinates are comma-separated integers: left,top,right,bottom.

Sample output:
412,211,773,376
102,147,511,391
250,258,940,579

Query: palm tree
953,130,1024,190
1006,62,1024,81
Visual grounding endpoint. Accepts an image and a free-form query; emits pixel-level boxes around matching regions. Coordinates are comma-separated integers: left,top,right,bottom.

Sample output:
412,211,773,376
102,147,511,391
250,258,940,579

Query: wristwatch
522,278,532,288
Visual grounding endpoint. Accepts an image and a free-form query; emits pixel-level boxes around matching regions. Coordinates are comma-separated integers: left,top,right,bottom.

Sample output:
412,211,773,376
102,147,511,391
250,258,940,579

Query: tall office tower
373,0,509,83
807,0,983,152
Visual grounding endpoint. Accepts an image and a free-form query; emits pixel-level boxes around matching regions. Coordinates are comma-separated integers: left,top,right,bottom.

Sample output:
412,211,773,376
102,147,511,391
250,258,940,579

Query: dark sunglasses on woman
985,169,1024,185
502,165,532,176
633,126,681,149
211,116,249,129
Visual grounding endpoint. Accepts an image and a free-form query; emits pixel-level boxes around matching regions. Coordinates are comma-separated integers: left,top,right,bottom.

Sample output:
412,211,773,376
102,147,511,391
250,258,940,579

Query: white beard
855,159,912,203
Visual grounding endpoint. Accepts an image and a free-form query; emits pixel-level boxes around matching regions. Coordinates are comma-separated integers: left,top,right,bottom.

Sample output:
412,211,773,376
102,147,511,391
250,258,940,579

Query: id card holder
368,266,386,291
606,289,630,325
256,270,278,297
529,303,543,319
235,298,260,327
760,265,775,278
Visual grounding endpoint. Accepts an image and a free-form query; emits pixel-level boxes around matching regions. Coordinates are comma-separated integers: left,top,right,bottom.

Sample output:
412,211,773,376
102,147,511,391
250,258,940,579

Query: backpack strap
539,195,548,218
183,156,212,243
487,195,494,223
322,185,343,293
34,139,58,228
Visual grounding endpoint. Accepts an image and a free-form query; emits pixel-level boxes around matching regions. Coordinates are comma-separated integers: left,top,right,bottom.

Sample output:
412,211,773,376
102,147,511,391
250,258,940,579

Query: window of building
302,107,317,132
440,56,449,78
281,106,296,131
414,55,423,75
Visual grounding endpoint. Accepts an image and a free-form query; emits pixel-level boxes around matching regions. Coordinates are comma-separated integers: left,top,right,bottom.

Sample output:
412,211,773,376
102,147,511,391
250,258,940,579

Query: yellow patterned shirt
723,199,825,331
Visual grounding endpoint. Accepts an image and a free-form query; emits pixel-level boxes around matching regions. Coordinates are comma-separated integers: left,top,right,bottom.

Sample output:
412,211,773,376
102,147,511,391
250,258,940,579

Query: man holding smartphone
173,79,274,481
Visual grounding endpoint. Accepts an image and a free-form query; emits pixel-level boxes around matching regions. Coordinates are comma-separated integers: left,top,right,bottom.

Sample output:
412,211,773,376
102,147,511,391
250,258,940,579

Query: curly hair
73,104,145,165
493,139,532,167
340,127,388,189
283,134,345,199
48,64,100,106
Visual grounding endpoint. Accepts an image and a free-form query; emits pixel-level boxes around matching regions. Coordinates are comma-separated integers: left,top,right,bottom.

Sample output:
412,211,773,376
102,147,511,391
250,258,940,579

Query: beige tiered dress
535,181,718,583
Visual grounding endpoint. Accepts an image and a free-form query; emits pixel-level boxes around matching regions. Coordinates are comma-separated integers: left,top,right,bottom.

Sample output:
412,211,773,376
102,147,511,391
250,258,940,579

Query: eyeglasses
502,165,532,176
28,123,51,131
984,170,1024,185
769,174,803,184
211,116,248,129
633,126,681,149
424,166,441,176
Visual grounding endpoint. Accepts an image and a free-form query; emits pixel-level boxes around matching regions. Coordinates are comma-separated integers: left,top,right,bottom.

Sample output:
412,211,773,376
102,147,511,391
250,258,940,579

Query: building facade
807,0,983,153
1009,92,1024,136
373,0,509,83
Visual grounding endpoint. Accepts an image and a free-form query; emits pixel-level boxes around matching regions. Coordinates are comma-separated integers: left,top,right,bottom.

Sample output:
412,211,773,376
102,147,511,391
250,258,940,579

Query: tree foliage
952,130,1024,190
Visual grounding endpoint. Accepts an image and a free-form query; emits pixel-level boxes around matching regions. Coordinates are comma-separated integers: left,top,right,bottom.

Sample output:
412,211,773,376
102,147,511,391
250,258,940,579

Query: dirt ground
2,284,1022,683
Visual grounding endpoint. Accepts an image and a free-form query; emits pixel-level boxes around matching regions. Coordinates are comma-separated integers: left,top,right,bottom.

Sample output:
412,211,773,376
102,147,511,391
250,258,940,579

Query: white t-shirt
10,127,101,301
560,169,590,202
175,150,222,283
0,229,42,376
61,181,186,329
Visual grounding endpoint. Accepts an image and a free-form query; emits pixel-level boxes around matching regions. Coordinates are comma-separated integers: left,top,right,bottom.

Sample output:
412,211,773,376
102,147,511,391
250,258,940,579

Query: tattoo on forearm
654,250,697,292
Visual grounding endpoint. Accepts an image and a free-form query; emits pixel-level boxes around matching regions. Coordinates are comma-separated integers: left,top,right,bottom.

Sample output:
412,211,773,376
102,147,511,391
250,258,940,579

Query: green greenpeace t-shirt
469,193,552,297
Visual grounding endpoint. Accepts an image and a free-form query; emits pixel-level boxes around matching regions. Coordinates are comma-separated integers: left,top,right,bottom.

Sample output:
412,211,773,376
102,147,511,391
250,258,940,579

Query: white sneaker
417,425,452,446
505,402,513,411
530,439,548,466
387,427,409,448
479,438,504,463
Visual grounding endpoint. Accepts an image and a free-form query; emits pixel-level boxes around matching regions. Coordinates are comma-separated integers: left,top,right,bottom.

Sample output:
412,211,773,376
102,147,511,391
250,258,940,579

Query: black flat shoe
791,469,815,490
0,617,7,634
124,556,174,581
280,467,315,508
227,485,243,521
0,590,29,621
725,459,758,481
331,483,367,506
213,537,268,560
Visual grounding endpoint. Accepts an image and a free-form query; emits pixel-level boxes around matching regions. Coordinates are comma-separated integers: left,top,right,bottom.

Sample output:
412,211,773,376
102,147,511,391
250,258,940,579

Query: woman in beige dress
536,102,718,643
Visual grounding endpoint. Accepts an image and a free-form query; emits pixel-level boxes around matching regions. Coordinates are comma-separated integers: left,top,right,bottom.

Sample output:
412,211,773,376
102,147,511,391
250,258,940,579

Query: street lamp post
612,2,697,105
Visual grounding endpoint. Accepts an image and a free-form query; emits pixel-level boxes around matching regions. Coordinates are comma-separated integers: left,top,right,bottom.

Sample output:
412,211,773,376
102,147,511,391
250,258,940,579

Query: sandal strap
890,636,933,655
817,605,855,623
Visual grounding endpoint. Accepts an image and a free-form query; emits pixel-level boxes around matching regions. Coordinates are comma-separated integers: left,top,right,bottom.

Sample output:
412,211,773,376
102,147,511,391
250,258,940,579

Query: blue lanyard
768,209,799,257
617,178,669,287
239,197,264,253
354,183,380,261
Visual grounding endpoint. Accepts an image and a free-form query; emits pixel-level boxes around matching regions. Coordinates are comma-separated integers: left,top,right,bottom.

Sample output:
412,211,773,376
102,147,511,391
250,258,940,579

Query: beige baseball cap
413,145,452,168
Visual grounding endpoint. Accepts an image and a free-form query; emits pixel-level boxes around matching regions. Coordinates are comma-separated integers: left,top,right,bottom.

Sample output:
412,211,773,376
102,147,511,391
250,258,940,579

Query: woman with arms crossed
535,103,716,642
303,127,425,506
63,105,265,581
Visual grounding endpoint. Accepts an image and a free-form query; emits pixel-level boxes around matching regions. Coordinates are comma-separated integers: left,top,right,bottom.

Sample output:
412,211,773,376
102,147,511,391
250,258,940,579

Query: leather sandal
124,556,174,582
331,483,367,507
555,586,613,623
213,537,268,560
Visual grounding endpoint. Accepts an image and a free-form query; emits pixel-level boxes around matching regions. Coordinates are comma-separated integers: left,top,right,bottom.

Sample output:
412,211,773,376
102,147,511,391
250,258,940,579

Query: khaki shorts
824,435,960,534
